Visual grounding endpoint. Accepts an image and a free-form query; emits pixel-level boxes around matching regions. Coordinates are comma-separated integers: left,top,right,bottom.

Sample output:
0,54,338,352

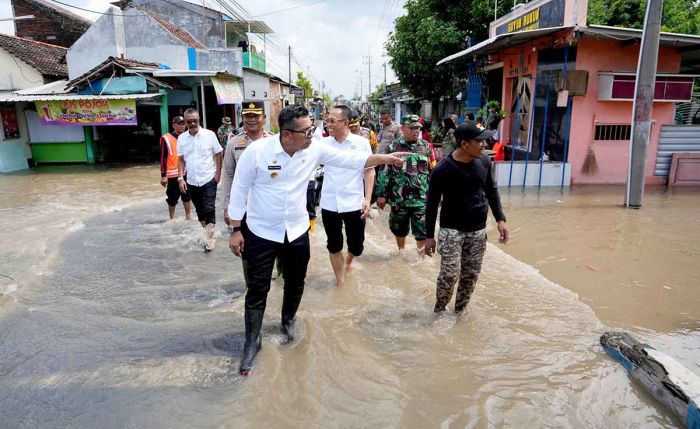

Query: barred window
594,124,632,141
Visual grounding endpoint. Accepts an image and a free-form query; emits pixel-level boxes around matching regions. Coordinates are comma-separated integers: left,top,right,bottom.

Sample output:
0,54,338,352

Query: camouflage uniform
434,228,487,313
376,136,433,240
217,124,234,150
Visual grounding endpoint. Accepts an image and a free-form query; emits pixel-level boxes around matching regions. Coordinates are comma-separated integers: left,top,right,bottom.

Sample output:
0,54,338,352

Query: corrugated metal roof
0,93,162,102
437,27,570,66
15,80,69,95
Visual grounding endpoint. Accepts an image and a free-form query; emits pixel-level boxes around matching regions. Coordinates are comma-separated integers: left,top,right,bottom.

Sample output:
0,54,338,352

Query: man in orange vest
159,115,192,220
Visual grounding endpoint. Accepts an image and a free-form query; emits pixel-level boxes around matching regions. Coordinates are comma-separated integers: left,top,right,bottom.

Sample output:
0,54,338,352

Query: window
594,124,631,141
599,73,695,102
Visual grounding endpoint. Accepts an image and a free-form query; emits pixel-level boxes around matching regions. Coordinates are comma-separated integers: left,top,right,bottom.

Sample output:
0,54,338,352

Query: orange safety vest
162,133,180,178
493,142,505,161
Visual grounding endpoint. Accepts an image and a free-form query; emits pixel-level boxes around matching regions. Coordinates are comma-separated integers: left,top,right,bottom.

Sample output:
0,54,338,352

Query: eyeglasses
284,125,317,139
186,119,199,124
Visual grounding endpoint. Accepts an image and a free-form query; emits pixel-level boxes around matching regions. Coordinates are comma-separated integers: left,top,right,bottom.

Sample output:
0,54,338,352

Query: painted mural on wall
0,106,20,139
495,0,565,35
35,99,137,126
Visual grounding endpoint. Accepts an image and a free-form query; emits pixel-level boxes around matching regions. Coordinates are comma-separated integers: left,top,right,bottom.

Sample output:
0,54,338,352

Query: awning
0,93,162,102
211,76,243,104
437,26,572,66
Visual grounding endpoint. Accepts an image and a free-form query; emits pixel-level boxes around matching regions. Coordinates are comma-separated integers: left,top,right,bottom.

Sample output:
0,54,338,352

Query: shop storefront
438,0,700,186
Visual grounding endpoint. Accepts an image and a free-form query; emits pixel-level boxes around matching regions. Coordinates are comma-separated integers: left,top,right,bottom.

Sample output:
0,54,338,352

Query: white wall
0,102,30,172
25,110,84,143
67,10,120,79
0,49,44,91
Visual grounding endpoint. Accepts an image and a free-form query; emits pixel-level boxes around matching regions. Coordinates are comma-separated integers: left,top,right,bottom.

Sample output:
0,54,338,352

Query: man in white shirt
321,105,374,287
177,108,223,252
227,105,407,376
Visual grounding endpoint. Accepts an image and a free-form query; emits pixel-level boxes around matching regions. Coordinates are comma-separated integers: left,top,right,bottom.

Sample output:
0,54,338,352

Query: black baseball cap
454,122,494,142
172,115,185,123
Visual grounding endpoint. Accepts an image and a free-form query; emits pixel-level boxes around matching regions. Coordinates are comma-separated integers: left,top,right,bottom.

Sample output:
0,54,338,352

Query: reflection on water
0,166,697,428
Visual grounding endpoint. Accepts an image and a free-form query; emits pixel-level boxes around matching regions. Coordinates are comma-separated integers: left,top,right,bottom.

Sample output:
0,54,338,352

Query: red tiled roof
144,11,207,49
0,33,67,77
112,57,160,69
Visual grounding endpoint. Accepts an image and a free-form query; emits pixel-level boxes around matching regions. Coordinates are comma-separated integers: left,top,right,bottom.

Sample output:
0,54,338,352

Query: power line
252,0,329,18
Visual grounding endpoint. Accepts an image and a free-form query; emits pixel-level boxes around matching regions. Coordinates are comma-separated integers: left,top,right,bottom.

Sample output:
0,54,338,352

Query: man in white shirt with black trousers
227,105,407,376
322,105,374,287
178,108,223,252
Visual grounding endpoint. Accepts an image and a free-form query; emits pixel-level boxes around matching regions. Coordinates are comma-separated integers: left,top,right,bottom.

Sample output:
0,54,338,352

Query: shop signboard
211,76,244,105
495,0,565,35
290,87,304,99
35,99,137,126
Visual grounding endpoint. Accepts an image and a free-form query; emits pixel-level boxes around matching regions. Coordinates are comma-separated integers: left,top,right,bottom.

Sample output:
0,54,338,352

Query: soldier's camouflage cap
401,114,423,128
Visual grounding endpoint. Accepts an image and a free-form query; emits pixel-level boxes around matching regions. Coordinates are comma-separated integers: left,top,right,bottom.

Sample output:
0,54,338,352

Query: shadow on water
0,201,250,428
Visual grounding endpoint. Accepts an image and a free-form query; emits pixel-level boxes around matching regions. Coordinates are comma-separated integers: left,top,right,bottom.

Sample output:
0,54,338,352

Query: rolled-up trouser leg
434,228,464,312
454,230,487,313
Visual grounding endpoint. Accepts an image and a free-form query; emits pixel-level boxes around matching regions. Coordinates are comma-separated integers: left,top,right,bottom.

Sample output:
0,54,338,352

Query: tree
368,83,387,110
588,0,700,34
385,0,511,114
295,71,313,103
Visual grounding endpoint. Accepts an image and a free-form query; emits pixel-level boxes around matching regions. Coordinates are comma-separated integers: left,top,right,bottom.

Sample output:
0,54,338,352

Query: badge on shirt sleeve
270,172,279,179
268,165,281,170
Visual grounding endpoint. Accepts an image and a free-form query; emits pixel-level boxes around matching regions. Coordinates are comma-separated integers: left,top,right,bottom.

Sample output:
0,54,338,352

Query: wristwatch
227,225,242,233
177,176,184,182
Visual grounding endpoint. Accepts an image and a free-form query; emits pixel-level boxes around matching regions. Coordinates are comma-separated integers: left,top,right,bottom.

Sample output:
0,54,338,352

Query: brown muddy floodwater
0,165,698,428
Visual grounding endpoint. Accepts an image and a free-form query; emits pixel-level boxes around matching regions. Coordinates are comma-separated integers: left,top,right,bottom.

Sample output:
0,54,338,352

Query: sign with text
35,99,137,126
211,76,243,105
495,0,565,35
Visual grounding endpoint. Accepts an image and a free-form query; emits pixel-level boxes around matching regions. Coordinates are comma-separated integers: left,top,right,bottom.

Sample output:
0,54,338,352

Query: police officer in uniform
222,101,270,279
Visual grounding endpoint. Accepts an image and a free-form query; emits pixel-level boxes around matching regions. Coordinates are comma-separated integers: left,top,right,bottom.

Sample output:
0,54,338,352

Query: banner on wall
34,99,137,126
211,76,243,105
0,106,20,139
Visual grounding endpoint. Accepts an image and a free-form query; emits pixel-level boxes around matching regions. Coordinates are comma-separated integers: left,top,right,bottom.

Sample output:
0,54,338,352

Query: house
0,33,68,171
438,0,700,186
11,0,90,48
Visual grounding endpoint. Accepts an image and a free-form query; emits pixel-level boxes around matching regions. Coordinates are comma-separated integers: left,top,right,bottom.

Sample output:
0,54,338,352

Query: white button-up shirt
178,128,223,186
320,133,372,213
228,134,370,243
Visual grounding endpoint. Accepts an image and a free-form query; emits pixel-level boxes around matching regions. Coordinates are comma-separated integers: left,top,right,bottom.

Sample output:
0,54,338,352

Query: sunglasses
186,119,199,124
284,125,317,139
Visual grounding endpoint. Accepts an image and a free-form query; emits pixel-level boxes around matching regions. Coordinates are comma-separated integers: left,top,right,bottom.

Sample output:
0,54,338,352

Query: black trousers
321,209,366,256
243,230,310,314
165,177,191,206
188,178,217,224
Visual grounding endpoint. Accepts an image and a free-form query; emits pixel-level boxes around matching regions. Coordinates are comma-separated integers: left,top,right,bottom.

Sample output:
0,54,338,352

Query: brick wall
11,0,90,48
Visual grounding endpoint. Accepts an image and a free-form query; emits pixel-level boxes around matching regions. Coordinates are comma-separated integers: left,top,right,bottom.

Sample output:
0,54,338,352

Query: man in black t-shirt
424,123,509,314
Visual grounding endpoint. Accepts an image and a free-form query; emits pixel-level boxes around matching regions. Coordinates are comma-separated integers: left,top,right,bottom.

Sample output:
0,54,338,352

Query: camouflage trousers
434,228,487,313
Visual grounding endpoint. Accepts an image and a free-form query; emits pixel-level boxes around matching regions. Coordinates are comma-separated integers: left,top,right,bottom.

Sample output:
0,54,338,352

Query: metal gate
654,125,700,177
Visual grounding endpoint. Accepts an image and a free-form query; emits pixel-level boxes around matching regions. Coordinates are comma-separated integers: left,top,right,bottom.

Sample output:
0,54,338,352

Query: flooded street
0,165,698,428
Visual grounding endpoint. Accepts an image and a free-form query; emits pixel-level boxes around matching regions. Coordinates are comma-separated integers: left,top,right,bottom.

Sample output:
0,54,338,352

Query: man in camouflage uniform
424,123,509,315
217,117,234,151
376,109,402,154
221,101,269,280
376,114,433,251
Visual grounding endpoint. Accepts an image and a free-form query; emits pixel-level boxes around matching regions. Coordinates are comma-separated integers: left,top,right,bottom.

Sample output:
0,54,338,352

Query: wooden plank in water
600,332,700,429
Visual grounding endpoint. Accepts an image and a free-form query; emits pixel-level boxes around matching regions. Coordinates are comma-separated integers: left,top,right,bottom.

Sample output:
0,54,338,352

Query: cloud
0,0,406,99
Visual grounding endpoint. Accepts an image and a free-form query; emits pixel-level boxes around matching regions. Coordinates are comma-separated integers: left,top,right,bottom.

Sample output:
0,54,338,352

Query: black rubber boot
239,309,263,376
280,294,302,343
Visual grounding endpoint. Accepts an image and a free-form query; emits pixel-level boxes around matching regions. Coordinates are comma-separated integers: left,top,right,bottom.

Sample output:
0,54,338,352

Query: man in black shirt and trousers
424,123,509,314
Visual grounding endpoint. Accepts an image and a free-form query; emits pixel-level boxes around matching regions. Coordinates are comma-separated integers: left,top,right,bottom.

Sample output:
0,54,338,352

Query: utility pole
495,0,498,20
363,55,372,118
625,0,663,208
383,62,387,87
288,45,292,87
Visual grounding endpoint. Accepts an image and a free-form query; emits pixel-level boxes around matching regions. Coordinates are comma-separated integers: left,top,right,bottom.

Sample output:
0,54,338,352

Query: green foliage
295,71,313,102
385,0,511,103
588,0,700,34
322,93,331,105
271,124,280,134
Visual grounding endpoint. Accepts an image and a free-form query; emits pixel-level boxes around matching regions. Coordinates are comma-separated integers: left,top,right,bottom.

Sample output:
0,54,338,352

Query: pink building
438,0,700,186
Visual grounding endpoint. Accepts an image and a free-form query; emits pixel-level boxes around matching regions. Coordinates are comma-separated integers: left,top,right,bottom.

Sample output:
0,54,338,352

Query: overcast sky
0,0,407,98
